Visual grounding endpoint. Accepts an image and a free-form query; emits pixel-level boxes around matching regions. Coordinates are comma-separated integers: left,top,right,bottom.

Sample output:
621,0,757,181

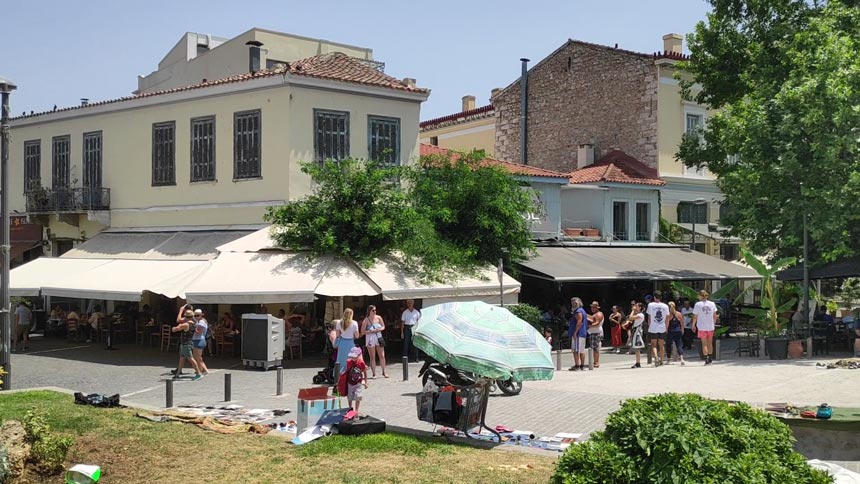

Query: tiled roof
420,104,495,130
15,52,427,121
568,150,665,186
419,144,569,179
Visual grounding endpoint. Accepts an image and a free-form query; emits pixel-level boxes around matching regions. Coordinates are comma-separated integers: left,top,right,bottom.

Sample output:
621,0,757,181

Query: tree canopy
677,0,860,263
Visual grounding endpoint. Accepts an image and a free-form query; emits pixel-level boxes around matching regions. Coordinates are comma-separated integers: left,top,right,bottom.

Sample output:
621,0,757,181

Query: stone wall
494,41,659,172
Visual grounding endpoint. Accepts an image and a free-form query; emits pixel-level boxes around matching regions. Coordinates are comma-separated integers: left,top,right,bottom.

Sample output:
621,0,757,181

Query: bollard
165,379,174,408
806,336,813,359
276,367,284,396
646,343,652,364
224,373,232,402
759,339,767,359
334,362,341,386
555,349,562,371
715,339,721,361
587,347,594,370
402,356,409,381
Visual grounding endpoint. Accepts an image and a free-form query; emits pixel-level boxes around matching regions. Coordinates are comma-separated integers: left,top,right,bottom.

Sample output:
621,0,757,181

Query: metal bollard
715,339,721,361
165,379,174,408
587,347,594,370
402,356,409,381
646,343,652,364
224,373,232,402
555,349,562,371
806,336,813,359
276,367,283,396
334,362,341,386
759,339,767,359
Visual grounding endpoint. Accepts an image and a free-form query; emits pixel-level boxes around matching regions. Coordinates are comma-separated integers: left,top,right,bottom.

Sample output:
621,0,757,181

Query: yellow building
9,30,428,256
419,95,495,156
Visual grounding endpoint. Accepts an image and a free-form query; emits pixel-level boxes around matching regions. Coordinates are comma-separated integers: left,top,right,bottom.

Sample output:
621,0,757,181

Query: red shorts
698,330,714,340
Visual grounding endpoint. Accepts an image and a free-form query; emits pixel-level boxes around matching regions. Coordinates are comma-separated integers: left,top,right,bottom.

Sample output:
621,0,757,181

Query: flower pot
563,228,582,237
583,228,600,237
765,337,789,360
787,339,804,359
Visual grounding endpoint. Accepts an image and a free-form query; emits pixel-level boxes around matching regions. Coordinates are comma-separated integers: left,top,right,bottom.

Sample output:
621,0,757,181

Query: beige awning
519,246,759,282
63,230,253,260
10,258,112,297
184,252,380,304
364,258,521,301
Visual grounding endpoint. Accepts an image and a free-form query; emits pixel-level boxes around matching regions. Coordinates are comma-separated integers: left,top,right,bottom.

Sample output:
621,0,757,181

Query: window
677,202,708,224
314,109,349,162
23,140,40,191
718,202,734,224
191,116,216,182
429,136,438,146
685,113,704,137
51,135,71,189
635,202,650,241
720,243,739,261
368,116,400,166
82,131,102,189
265,58,288,70
693,242,707,254
152,121,176,186
234,110,261,179
613,201,628,241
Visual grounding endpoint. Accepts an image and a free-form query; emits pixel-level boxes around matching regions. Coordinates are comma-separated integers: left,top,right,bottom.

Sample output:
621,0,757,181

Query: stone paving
6,335,859,441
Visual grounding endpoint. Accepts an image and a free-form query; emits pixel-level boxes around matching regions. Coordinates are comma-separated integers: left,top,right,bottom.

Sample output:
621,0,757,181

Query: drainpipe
520,58,529,165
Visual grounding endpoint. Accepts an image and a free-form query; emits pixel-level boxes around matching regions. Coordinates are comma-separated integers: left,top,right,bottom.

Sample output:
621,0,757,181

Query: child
345,347,368,414
543,327,553,347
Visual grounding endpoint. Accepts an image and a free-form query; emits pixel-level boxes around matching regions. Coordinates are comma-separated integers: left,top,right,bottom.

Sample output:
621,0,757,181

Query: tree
264,160,415,264
735,247,798,336
677,0,860,263
405,149,537,275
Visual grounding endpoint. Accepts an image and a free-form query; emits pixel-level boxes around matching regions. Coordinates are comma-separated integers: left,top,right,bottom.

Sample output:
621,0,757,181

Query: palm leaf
671,282,700,301
775,298,798,313
771,257,798,272
711,280,738,300
741,248,768,277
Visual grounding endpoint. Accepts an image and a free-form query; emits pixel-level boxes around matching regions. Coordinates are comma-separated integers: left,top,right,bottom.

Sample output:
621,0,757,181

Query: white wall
561,185,660,242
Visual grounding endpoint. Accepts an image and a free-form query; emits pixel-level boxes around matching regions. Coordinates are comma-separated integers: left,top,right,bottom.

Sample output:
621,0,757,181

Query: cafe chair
159,324,176,352
135,320,147,345
287,328,303,360
66,319,79,341
215,329,235,357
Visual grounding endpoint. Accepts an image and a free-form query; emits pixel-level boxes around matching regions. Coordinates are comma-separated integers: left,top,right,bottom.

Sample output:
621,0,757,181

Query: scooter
418,358,523,396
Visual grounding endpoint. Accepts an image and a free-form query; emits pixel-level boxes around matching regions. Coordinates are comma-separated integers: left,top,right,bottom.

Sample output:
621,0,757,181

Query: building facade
419,95,495,156
9,31,428,256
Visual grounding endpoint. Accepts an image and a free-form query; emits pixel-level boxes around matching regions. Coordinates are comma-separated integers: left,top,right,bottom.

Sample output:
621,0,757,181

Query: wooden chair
287,327,303,360
66,319,79,341
112,319,130,343
98,317,112,342
159,324,176,352
215,329,235,357
135,320,146,345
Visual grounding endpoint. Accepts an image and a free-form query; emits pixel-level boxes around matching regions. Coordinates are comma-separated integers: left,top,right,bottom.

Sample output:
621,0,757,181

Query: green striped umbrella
413,301,554,381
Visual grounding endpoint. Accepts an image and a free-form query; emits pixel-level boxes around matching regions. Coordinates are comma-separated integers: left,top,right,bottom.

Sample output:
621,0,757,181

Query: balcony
25,187,110,213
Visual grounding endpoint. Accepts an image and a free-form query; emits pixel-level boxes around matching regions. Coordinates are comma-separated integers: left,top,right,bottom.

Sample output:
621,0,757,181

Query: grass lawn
0,390,556,483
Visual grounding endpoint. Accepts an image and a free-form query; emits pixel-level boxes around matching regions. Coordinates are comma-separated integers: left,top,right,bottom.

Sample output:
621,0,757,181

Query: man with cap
586,301,604,368
568,298,589,371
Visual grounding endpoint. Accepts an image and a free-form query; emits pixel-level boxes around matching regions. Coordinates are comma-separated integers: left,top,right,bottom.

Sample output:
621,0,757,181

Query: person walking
646,291,669,367
361,305,388,379
629,303,646,368
335,308,359,372
666,302,686,365
692,290,719,365
13,301,33,352
609,305,624,353
568,298,588,371
587,301,604,368
191,309,210,376
401,299,421,362
681,299,695,349
172,305,202,380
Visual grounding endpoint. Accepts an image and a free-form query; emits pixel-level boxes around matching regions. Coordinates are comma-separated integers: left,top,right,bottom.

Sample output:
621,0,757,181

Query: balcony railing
25,187,110,213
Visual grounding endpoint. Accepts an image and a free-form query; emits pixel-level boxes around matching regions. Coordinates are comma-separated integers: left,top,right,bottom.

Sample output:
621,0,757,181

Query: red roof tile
419,144,569,179
568,150,665,186
420,104,495,129
15,52,427,121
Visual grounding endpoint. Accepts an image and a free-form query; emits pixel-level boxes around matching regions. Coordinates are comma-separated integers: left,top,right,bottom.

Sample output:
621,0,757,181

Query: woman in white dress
361,305,388,378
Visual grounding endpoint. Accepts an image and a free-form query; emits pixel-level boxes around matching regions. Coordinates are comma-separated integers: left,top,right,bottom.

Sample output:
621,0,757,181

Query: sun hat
348,347,362,359
193,309,203,315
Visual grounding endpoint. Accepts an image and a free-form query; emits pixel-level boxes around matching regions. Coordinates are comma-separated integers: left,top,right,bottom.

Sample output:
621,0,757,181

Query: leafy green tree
264,160,415,264
507,304,542,331
677,0,860,263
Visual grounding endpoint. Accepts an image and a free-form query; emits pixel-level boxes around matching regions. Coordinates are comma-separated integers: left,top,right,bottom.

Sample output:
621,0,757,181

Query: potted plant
736,248,797,360
583,228,600,237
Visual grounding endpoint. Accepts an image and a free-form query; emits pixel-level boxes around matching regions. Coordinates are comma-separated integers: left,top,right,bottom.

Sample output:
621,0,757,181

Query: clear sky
3,0,710,120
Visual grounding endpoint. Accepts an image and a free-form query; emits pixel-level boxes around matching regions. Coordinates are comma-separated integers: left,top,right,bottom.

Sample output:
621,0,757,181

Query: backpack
347,361,363,386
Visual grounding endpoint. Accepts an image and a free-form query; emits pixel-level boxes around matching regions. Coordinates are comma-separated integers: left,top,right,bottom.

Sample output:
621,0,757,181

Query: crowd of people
543,289,720,370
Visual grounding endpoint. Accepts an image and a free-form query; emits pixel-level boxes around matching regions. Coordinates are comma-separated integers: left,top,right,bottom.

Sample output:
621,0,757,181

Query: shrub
23,410,73,475
552,393,832,484
507,304,542,331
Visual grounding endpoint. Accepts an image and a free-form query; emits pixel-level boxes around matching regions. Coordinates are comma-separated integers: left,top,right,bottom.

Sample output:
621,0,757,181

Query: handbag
377,334,386,347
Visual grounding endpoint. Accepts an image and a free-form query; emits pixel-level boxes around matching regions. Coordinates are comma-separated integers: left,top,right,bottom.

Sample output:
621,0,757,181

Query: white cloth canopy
9,258,113,297
363,258,521,301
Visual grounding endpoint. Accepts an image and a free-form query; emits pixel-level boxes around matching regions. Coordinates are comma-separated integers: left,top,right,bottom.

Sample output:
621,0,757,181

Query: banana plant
670,279,739,338
733,248,797,337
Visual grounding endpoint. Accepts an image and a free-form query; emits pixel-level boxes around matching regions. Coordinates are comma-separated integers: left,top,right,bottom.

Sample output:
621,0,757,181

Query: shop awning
519,246,759,282
40,259,208,301
777,256,860,281
363,258,521,301
184,252,380,304
9,258,112,297
62,230,253,260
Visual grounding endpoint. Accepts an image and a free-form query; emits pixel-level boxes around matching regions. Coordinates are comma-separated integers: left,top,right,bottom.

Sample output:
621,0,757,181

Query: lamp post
0,76,17,391
801,183,810,331
690,197,707,252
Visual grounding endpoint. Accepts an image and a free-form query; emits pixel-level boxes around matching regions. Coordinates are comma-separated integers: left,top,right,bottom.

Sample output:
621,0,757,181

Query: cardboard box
297,387,344,431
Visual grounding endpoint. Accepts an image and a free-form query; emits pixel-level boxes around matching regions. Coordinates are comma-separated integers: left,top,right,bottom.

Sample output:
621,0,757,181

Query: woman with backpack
666,301,686,365
335,308,359,372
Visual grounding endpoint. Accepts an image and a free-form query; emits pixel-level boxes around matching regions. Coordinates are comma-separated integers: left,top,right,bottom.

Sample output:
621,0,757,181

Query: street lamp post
690,197,707,252
0,76,17,391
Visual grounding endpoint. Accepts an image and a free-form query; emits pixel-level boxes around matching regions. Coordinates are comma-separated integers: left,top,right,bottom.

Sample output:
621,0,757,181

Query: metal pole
587,347,594,370
224,372,232,401
165,379,174,408
802,209,810,331
401,356,408,381
0,88,13,391
691,218,696,251
276,366,283,396
498,258,504,307
555,349,561,371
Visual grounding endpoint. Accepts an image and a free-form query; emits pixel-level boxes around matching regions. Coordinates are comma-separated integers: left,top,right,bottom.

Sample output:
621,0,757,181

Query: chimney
402,78,416,89
80,98,89,106
490,88,501,101
461,95,476,112
577,144,594,169
662,33,683,54
246,40,264,73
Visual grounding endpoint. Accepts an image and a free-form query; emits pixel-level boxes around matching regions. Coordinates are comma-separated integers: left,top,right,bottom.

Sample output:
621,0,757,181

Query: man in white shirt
692,290,719,365
646,291,669,367
401,299,421,362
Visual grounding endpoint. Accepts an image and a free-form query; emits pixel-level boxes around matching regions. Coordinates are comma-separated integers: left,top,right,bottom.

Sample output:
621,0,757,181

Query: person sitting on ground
344,346,368,414
172,305,202,380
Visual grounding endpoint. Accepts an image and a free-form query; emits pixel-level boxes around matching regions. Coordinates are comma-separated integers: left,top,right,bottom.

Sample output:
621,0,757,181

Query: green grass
297,432,455,457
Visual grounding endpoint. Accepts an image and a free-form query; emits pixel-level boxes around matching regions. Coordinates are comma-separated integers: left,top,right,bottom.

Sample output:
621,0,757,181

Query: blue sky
3,0,710,120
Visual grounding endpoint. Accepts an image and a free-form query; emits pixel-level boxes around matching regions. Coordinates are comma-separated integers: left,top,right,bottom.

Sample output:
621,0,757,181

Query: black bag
377,335,386,347
336,415,386,435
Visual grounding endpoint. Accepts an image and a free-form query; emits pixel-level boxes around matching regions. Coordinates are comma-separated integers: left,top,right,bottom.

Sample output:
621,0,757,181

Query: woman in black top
666,301,686,365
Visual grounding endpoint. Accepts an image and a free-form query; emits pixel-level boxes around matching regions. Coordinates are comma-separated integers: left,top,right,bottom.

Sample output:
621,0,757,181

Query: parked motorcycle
418,358,523,396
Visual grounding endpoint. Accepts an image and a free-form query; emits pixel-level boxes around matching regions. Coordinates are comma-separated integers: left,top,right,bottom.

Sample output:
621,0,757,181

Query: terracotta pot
583,228,600,237
787,339,804,359
563,228,582,237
